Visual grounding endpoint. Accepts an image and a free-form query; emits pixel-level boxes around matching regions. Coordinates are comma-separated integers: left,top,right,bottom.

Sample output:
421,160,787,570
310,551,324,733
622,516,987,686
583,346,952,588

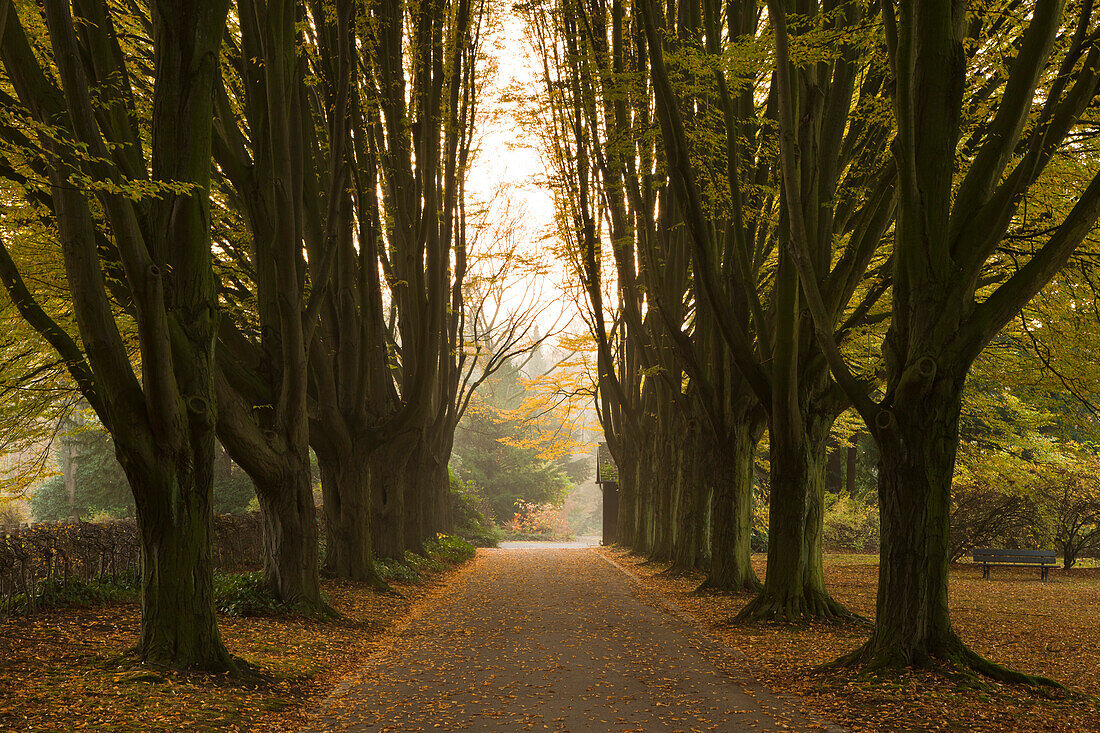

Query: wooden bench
973,548,1057,581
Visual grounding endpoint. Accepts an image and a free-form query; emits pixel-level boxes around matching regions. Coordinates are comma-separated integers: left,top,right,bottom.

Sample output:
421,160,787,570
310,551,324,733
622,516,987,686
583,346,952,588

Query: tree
0,0,234,669
779,1,1100,679
452,395,573,522
524,0,766,587
207,0,356,612
1043,451,1100,569
451,349,581,523
32,428,255,521
637,0,893,615
301,0,486,573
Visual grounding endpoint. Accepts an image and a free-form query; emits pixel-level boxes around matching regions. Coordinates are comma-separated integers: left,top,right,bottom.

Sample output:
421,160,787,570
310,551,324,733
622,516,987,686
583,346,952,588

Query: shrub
402,550,445,576
374,557,422,583
462,523,505,548
503,501,573,541
374,535,475,583
449,474,500,547
2,575,138,615
823,492,879,552
214,572,290,617
424,534,476,563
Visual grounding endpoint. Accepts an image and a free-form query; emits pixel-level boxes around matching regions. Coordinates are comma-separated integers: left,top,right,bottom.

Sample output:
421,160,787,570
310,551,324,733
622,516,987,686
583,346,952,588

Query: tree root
694,574,762,595
831,633,1064,689
293,599,342,621
134,648,250,676
734,589,868,626
658,561,702,577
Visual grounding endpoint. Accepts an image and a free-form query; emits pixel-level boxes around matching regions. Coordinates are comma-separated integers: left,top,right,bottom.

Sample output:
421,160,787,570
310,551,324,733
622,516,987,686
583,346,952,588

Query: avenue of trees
523,0,1100,683
0,0,524,670
1,0,1099,690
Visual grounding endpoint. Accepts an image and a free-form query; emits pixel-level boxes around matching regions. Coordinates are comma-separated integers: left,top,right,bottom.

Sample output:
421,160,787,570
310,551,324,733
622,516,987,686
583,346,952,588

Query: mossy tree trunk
840,375,963,668
209,0,355,615
737,398,850,622
0,0,235,670
370,441,412,560
318,446,382,586
699,418,763,592
254,461,325,610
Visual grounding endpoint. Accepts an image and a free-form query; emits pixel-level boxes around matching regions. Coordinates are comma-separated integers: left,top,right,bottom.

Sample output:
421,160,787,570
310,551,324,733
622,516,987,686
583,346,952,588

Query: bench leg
982,564,990,579
1041,566,1049,581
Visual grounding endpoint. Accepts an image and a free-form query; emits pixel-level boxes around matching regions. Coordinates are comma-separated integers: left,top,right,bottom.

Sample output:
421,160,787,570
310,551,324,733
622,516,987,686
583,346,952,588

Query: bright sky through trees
466,8,573,333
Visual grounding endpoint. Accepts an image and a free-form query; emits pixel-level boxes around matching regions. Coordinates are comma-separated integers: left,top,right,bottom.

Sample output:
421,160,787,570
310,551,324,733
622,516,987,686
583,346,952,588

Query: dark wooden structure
595,443,618,545
973,548,1057,580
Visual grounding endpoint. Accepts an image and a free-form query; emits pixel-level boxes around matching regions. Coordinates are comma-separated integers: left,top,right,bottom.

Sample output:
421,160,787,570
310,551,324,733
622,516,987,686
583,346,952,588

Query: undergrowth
1,574,139,616
374,534,476,583
215,572,298,617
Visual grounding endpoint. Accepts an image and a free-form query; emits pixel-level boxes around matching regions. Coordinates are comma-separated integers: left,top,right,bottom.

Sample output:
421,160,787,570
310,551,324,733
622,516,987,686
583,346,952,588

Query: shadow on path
303,548,838,732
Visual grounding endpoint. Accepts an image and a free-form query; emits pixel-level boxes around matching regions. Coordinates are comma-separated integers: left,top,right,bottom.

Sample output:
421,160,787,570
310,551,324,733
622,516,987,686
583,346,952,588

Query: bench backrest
973,548,1057,564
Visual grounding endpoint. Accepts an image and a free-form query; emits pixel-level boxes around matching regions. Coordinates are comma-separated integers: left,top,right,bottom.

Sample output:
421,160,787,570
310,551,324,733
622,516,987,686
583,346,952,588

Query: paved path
306,548,832,732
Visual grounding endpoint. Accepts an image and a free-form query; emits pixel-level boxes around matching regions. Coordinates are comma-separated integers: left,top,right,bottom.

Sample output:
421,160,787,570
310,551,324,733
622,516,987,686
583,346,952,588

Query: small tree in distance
1043,453,1100,569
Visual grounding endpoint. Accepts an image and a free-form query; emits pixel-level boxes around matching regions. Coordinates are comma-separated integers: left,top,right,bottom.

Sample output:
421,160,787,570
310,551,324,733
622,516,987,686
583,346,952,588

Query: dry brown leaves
0,559,478,732
601,548,1100,733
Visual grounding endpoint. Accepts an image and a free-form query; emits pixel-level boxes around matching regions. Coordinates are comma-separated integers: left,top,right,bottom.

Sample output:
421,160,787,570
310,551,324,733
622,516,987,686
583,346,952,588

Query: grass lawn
603,548,1100,733
0,561,476,732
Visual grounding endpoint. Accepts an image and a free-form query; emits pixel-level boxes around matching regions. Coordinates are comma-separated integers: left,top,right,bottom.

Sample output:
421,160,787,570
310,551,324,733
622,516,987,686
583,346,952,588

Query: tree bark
649,425,676,562
255,461,327,612
370,442,411,559
836,375,1055,685
698,420,763,592
129,452,234,671
669,433,701,572
633,441,656,554
615,443,638,548
846,444,857,496
408,435,452,544
737,409,851,622
319,450,382,585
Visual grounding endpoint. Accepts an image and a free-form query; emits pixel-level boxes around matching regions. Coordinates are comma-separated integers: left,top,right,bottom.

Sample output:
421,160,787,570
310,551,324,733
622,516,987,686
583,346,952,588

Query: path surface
306,548,833,732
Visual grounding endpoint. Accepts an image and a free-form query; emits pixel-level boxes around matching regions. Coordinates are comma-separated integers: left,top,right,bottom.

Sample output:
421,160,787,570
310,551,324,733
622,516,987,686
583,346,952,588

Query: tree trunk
633,442,655,554
370,443,411,559
131,457,234,671
615,443,638,548
842,383,961,664
737,411,851,622
255,461,327,613
1063,544,1077,570
402,460,426,556
418,441,453,539
846,444,857,496
699,421,762,592
390,432,453,555
62,434,78,520
319,451,382,585
398,443,451,555
649,427,676,562
669,434,700,572
837,381,1054,685
826,442,842,494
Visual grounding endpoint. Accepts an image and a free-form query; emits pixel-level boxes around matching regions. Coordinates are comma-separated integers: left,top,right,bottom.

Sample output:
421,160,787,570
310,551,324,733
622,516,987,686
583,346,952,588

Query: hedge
0,512,272,615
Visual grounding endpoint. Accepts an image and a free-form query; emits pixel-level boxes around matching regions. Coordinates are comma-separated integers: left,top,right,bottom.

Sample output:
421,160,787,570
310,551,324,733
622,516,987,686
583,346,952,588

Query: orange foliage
504,501,573,540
